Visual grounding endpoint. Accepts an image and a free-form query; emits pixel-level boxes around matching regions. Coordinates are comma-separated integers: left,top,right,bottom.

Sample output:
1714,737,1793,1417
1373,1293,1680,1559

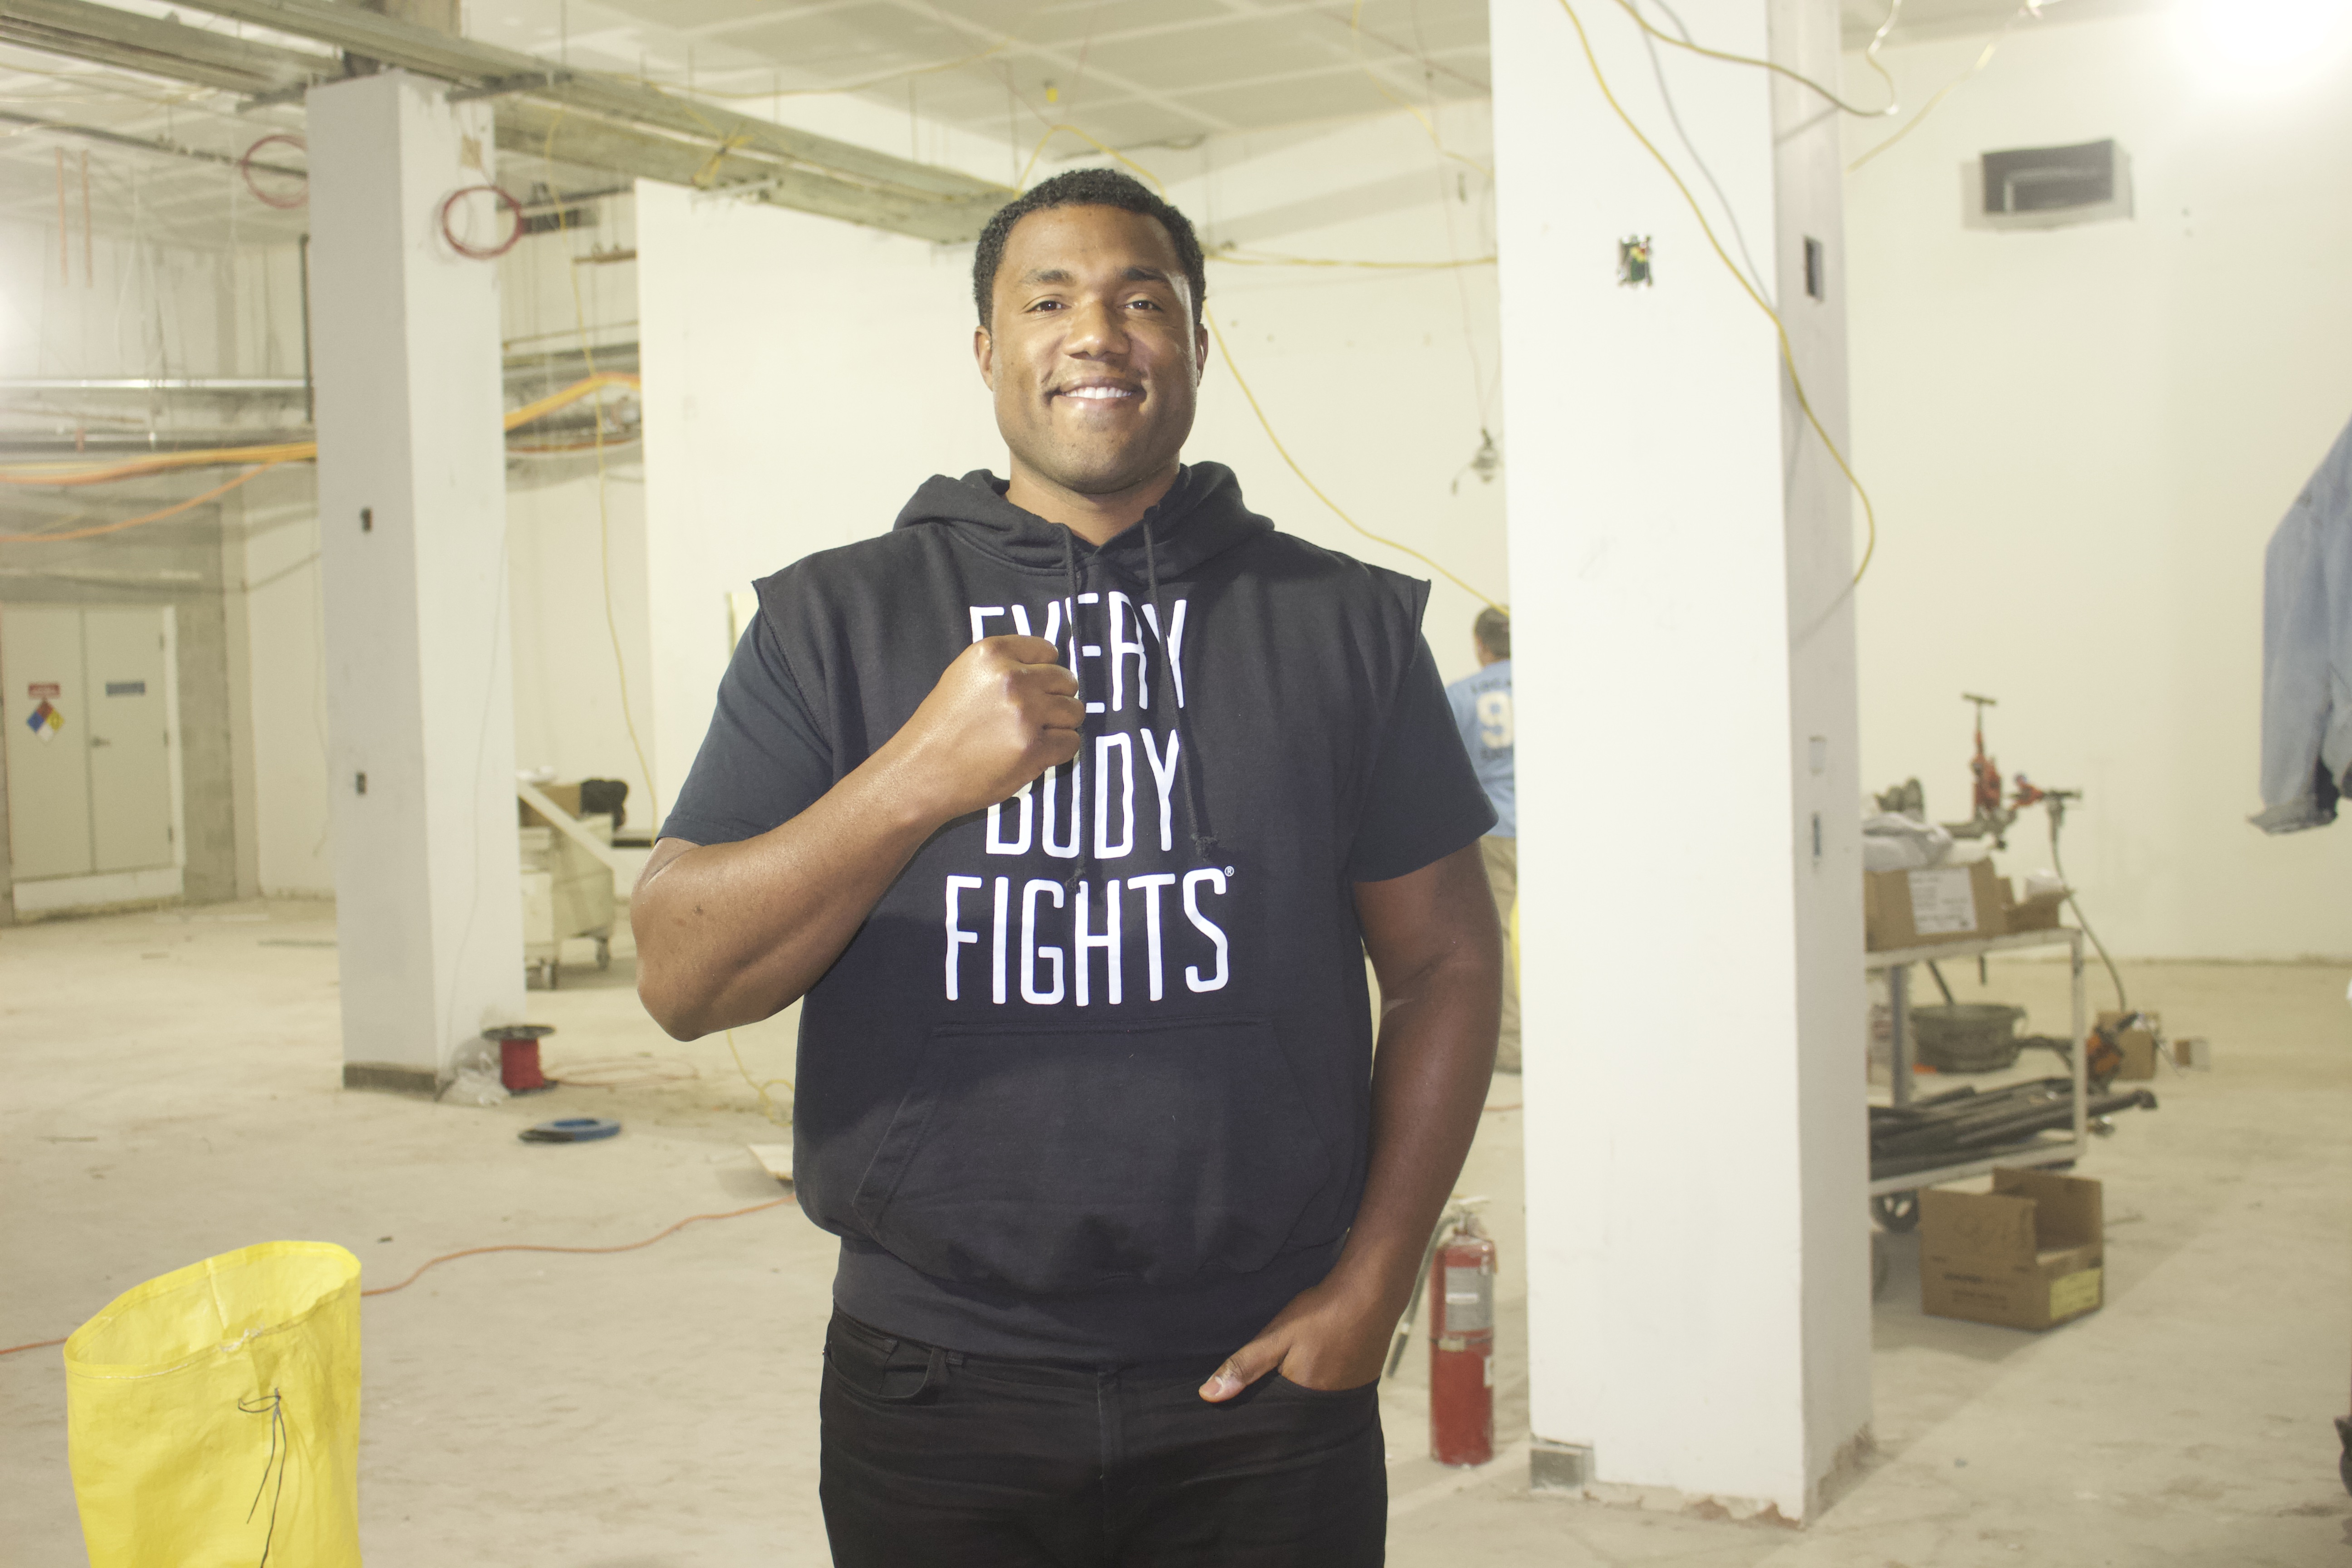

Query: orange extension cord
0,1194,791,1360
0,372,642,547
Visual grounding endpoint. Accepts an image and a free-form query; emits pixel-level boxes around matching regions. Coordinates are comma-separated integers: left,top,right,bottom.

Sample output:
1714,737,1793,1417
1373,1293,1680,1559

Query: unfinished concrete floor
3,901,2347,1565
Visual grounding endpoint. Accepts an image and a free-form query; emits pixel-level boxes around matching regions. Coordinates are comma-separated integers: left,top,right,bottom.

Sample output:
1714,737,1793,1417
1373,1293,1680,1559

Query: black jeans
818,1311,1386,1567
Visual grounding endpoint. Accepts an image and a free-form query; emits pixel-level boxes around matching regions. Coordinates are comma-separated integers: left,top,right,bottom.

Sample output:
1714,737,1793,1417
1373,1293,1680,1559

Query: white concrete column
308,70,524,1091
1493,0,1872,1520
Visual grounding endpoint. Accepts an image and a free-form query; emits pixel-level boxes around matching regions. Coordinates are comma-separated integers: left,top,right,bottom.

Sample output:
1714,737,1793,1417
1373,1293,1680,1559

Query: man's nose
1062,298,1128,358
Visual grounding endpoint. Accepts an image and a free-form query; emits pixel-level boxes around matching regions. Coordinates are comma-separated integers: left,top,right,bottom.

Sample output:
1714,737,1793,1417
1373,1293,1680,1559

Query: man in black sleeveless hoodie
634,169,1502,1567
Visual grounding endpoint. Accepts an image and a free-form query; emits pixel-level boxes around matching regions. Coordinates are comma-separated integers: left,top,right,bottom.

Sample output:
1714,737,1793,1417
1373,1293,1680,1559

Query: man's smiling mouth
1056,382,1142,403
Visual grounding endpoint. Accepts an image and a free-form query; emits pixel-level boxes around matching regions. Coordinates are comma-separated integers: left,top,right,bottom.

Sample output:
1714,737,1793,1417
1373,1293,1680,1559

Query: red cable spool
1428,1206,1496,1466
487,1024,557,1093
438,183,525,260
239,132,307,210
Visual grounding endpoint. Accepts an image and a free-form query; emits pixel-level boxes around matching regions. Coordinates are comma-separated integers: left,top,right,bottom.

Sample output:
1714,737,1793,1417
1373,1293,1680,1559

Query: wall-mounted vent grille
1972,139,2132,230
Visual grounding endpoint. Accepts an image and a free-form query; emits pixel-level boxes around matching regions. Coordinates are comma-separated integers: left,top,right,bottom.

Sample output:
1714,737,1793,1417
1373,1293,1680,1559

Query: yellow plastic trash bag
64,1241,362,1568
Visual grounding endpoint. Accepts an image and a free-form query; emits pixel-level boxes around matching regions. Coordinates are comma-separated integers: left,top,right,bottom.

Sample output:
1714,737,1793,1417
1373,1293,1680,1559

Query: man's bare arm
632,635,1082,1040
1200,839,1503,1396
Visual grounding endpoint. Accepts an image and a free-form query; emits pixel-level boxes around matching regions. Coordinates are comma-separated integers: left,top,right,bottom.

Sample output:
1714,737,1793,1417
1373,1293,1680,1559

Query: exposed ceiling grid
0,0,1491,246
0,0,2171,250
468,0,1492,152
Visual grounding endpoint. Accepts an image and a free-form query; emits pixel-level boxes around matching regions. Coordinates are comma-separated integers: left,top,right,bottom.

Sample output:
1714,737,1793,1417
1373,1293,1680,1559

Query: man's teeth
1063,386,1136,400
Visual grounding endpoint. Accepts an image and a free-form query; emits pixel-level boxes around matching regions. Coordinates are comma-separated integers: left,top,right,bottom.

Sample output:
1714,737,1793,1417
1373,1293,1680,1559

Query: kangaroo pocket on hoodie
850,1016,1337,1295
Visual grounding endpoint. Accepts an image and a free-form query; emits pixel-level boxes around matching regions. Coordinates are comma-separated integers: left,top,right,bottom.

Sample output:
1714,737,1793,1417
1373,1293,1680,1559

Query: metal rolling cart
1866,926,2087,1230
519,813,614,989
516,781,635,990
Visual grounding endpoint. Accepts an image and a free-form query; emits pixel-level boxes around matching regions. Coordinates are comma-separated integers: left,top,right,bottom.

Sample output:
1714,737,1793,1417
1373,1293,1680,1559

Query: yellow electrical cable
1847,5,2031,174
1347,1,1494,178
0,372,637,487
726,1029,794,1128
546,108,662,830
1610,0,1900,118
689,131,755,189
500,370,641,433
1015,121,1164,192
0,440,314,486
1554,0,1879,586
1207,310,1504,612
0,462,285,544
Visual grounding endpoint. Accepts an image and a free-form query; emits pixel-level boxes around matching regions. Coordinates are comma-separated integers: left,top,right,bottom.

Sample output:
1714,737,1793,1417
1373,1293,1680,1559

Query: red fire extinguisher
1428,1204,1496,1466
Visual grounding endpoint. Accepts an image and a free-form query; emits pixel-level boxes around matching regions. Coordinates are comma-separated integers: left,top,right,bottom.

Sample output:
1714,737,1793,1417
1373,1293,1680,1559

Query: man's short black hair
972,168,1208,331
1475,607,1511,661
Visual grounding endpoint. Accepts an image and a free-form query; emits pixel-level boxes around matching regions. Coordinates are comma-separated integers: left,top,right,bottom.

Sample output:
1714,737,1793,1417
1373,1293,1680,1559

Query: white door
83,607,174,873
1,606,94,881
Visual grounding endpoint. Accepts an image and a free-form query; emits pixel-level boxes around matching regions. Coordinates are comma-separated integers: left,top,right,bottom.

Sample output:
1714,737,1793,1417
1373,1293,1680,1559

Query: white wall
637,105,1507,813
236,469,336,895
637,180,1000,815
507,461,655,815
1842,13,2352,959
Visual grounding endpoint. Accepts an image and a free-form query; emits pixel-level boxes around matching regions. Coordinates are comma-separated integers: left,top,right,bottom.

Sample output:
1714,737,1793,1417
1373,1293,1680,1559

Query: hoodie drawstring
1059,529,1092,892
1054,517,1216,895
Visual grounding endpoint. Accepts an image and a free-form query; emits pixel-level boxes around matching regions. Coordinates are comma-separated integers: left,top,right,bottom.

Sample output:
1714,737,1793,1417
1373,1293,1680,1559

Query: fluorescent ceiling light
2177,0,2352,91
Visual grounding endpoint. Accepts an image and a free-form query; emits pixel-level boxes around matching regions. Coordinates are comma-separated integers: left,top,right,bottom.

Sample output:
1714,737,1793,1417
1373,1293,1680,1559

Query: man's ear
975,324,995,389
1194,322,1209,384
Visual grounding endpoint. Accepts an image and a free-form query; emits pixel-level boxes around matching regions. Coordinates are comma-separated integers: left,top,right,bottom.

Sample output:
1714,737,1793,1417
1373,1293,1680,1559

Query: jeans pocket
825,1314,950,1404
1269,1370,1380,1401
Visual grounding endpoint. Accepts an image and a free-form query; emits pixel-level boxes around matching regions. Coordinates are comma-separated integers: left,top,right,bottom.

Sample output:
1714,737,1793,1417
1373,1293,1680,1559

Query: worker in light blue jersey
1446,607,1517,1072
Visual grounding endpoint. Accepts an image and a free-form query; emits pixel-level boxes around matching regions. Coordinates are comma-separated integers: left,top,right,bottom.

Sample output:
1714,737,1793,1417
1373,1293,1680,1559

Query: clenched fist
887,636,1083,824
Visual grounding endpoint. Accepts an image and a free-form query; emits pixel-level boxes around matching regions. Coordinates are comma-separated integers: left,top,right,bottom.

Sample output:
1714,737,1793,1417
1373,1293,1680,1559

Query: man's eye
1127,298,1161,310
1029,299,1064,312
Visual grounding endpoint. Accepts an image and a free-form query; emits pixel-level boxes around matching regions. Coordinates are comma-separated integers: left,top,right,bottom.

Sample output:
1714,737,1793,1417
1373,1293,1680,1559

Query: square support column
1493,0,1872,1520
308,70,524,1091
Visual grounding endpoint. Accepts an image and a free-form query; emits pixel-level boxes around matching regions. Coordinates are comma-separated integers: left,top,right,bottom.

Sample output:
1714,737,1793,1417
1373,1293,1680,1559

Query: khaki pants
1480,835,1520,1073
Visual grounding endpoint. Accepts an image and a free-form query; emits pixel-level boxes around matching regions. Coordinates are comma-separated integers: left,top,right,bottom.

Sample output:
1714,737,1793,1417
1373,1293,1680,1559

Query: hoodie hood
890,461,1272,583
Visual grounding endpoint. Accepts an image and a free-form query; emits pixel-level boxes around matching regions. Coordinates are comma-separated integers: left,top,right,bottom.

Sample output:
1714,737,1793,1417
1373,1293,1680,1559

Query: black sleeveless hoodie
661,462,1492,1362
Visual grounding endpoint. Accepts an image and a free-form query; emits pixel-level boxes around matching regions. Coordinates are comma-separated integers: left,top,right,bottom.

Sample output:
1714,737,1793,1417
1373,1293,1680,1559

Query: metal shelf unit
1866,926,2088,1199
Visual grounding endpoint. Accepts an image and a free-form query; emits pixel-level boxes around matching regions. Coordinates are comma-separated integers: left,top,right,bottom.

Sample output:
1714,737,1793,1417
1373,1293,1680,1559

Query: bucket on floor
64,1241,362,1568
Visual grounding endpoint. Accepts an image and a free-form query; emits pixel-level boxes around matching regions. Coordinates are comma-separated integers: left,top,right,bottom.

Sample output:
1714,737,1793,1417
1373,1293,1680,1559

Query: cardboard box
1865,859,2004,951
1920,1169,2104,1331
519,781,584,827
2000,879,2070,932
2097,1009,2162,1081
